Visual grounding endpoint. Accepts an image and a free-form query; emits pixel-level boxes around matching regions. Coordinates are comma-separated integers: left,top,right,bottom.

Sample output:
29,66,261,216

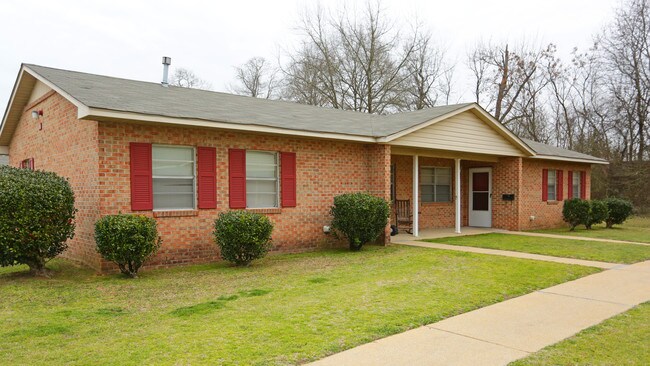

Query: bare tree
467,40,552,140
230,57,279,99
402,30,454,110
169,68,212,90
598,0,650,161
282,1,444,114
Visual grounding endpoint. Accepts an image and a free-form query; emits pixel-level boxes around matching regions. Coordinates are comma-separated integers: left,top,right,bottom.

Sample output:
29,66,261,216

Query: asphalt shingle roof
522,138,607,162
25,64,471,138
21,64,606,163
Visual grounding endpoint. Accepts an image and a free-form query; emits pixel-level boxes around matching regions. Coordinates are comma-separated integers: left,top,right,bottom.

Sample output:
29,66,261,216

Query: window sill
546,201,561,205
246,208,282,214
153,210,199,218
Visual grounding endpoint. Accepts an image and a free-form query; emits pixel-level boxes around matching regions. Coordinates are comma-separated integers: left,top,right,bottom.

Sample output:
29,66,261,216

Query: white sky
0,0,617,110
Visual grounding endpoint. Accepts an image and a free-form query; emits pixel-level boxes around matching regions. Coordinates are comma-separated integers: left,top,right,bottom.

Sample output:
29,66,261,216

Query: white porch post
412,155,419,237
455,158,462,234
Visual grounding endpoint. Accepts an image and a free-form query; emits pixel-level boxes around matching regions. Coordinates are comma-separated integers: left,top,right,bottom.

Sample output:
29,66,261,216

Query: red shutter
229,149,246,209
557,170,564,201
567,171,573,199
542,169,548,201
580,171,587,199
280,152,297,207
130,142,153,211
197,147,217,209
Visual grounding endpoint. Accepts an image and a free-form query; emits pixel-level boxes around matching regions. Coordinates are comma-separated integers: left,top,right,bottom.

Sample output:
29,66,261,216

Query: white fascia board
528,155,609,165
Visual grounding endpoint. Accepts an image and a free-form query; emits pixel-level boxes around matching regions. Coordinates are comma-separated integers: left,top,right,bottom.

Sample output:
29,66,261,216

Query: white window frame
572,172,581,199
420,166,452,203
246,150,280,209
547,170,557,201
152,144,196,211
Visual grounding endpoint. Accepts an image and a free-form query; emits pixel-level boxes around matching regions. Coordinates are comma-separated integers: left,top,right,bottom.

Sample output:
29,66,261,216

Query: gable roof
0,64,606,164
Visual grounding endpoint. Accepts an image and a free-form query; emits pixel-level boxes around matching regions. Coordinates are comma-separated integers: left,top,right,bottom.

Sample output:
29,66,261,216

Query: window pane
154,193,194,210
247,151,276,165
153,160,193,177
548,184,556,201
247,164,277,179
247,179,278,194
548,170,556,185
153,178,194,194
153,146,194,161
436,185,450,196
435,167,451,176
436,174,451,186
247,193,278,208
436,194,451,202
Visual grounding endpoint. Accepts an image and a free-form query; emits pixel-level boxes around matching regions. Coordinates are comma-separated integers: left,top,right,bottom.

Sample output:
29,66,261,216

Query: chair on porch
394,199,413,234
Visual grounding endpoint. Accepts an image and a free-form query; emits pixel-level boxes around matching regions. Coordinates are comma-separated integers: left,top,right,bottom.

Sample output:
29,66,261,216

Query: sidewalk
501,230,650,246
393,239,619,269
309,259,650,366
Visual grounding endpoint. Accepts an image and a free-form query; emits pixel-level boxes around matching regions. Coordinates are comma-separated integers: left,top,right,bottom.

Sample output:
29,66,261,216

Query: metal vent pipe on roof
161,56,172,87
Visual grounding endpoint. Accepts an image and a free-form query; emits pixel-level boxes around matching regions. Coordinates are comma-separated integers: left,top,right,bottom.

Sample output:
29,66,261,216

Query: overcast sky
0,0,617,110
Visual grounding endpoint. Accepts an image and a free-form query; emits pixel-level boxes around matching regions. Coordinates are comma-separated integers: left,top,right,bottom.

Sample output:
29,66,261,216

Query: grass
532,215,650,243
511,302,650,365
424,233,650,264
0,246,599,365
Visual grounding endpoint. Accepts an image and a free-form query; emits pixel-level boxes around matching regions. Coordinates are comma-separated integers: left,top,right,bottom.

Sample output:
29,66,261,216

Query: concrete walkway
393,239,619,269
501,230,650,246
309,260,650,366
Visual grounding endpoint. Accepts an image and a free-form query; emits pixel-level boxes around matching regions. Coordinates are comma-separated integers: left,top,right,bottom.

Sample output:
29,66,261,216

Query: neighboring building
0,64,608,271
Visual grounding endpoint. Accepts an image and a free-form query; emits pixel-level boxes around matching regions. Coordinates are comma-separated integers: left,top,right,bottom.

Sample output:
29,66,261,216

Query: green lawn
532,215,650,243
424,233,650,264
511,302,650,365
0,246,598,365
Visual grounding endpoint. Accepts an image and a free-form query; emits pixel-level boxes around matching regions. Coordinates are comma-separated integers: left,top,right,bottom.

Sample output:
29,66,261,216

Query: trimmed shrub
0,166,76,276
95,214,161,278
604,198,634,228
562,198,590,231
330,192,390,251
213,211,273,266
586,200,609,229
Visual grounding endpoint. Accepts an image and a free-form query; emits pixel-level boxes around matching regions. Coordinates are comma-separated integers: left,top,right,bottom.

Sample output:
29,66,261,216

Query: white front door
469,168,492,227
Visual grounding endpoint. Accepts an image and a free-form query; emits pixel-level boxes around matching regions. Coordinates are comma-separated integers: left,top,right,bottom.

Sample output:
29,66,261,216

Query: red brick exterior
8,91,593,271
8,92,101,269
390,155,592,232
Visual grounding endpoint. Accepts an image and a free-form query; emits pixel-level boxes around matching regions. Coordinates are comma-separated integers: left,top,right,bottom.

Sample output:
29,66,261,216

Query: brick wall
97,120,391,271
8,92,101,269
519,159,592,230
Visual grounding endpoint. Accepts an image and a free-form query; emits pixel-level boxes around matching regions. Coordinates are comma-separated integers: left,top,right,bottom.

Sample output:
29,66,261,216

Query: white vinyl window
246,151,279,208
547,170,557,201
152,145,195,210
572,172,581,199
420,167,451,202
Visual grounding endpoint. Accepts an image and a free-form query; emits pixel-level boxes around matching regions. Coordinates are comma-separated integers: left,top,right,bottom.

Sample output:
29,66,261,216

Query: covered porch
389,146,523,237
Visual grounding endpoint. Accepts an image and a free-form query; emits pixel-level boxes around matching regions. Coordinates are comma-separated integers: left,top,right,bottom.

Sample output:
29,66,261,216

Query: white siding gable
389,110,526,156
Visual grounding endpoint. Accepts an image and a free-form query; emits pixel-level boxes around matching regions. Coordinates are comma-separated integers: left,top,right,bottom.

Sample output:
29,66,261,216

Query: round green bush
95,214,161,278
0,166,76,276
213,211,274,266
586,200,609,229
604,198,633,228
330,192,390,251
562,198,590,231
